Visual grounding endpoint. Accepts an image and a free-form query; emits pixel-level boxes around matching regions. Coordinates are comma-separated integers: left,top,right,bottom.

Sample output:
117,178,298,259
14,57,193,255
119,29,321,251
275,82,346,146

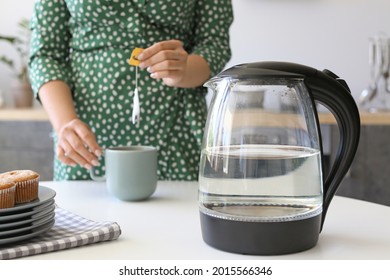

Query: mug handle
90,167,106,181
89,152,106,181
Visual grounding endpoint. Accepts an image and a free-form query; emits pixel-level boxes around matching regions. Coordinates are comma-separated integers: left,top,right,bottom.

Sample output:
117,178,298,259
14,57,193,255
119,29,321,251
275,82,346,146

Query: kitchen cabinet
315,110,390,206
0,109,53,180
329,121,390,206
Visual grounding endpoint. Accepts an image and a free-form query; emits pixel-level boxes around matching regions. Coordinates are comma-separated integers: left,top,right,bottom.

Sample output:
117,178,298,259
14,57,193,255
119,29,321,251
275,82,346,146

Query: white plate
0,186,56,214
0,199,55,222
0,219,55,245
0,212,55,237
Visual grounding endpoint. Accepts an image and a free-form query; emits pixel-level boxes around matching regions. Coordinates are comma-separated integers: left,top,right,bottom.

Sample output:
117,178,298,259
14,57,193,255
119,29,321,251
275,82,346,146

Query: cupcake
0,170,40,204
0,178,16,209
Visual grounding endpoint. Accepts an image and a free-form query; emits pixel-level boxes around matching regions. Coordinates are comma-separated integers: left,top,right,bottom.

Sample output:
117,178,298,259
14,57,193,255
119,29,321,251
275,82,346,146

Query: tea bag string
135,64,139,91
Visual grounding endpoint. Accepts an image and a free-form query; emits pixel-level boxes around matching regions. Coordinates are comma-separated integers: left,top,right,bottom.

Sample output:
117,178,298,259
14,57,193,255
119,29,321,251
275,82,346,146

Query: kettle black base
200,212,321,255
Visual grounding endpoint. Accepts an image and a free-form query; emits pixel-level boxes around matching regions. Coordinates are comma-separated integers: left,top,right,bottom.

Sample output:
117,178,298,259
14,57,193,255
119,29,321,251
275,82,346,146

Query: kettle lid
218,61,319,79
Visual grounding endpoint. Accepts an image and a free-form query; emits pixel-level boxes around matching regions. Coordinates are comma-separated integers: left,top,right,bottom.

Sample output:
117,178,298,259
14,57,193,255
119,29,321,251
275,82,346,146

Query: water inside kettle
199,144,323,223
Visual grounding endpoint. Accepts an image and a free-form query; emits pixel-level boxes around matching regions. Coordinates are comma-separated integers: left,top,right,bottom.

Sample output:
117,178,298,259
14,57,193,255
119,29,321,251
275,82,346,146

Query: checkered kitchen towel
0,207,121,260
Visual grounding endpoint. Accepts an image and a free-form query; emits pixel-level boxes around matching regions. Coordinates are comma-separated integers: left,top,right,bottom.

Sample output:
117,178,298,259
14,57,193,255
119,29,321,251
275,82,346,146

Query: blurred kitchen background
1,0,389,204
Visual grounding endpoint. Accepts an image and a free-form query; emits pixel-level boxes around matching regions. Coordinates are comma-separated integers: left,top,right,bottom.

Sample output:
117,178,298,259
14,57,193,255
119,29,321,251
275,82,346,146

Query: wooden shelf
0,108,389,125
319,111,390,125
0,108,48,121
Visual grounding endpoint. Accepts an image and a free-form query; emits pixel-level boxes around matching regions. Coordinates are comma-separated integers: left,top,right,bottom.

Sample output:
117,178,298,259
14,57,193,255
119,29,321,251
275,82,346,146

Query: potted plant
0,18,33,108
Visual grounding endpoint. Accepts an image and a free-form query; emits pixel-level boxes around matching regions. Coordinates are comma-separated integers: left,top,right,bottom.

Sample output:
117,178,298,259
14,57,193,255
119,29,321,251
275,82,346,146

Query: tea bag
128,48,144,124
132,67,140,124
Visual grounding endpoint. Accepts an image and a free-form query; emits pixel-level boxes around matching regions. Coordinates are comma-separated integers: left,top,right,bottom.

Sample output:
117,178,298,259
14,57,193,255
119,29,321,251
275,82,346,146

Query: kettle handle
305,69,360,230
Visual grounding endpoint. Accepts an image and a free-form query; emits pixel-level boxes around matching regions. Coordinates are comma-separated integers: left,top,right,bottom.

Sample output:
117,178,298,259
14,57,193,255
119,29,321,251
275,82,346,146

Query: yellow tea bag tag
128,48,144,66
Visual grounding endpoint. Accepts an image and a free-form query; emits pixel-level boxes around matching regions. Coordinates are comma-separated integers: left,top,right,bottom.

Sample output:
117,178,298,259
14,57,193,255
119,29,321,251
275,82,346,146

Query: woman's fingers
57,145,77,167
57,119,102,169
138,40,183,62
73,122,102,158
138,40,188,86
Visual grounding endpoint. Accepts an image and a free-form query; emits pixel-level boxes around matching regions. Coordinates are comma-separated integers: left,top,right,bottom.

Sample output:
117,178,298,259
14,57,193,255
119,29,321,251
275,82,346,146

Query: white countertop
23,180,390,260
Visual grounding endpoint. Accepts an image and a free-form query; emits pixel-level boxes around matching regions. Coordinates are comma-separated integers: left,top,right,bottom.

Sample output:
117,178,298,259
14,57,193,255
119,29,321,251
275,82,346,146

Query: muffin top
0,170,40,183
0,178,16,190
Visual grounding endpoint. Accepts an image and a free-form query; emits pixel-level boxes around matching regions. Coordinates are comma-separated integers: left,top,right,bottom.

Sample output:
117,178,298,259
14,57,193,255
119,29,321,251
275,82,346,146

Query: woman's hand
56,118,102,170
37,80,102,170
138,40,188,87
138,39,210,88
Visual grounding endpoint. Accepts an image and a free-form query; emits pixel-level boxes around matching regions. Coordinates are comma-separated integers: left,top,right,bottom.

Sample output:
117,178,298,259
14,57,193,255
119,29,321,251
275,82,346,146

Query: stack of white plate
0,186,56,245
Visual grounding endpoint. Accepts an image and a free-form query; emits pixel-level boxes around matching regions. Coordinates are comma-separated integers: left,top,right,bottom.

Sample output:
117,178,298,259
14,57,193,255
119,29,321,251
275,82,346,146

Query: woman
29,0,233,181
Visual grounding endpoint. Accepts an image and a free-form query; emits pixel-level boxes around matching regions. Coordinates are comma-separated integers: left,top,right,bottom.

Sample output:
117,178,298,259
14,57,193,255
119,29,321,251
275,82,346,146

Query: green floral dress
29,0,233,181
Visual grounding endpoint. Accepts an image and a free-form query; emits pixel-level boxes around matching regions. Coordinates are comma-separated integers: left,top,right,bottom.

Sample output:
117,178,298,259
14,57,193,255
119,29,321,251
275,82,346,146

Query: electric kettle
199,61,360,255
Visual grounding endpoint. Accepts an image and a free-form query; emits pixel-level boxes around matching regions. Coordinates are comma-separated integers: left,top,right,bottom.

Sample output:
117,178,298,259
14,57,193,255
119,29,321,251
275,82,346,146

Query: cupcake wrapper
0,185,16,209
15,176,39,204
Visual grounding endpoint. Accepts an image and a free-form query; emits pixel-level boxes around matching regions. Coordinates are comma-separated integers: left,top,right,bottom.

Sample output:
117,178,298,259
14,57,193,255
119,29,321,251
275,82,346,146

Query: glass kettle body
199,62,360,255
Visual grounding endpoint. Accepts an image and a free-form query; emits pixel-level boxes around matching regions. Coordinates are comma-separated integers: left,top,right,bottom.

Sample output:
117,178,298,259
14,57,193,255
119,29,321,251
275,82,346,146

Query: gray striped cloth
0,207,121,260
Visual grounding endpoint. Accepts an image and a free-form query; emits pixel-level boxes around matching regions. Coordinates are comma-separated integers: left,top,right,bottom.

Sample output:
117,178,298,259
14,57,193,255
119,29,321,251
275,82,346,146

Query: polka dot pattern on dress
29,0,233,181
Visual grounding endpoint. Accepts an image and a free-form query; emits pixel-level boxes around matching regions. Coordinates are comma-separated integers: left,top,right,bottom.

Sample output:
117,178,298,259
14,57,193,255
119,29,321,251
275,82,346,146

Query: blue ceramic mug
90,146,158,201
